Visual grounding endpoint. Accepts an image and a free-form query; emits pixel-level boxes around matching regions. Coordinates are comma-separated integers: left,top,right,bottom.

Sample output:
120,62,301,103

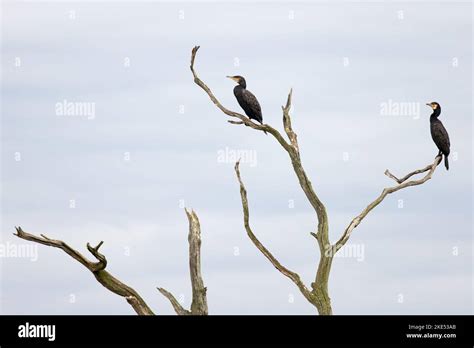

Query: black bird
227,75,265,129
426,102,450,170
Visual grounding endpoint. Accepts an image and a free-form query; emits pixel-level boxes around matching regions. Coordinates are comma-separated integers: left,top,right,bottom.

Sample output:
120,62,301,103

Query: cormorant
227,75,264,127
426,102,450,170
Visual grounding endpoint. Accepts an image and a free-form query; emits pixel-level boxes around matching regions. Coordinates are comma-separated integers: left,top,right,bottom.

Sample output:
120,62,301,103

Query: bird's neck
234,85,246,94
430,108,441,121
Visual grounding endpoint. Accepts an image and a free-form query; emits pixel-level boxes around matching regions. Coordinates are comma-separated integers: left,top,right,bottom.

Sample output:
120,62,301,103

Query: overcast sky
1,0,472,315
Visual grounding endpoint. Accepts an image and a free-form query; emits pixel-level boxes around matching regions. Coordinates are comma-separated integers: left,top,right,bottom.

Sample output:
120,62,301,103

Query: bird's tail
444,155,449,170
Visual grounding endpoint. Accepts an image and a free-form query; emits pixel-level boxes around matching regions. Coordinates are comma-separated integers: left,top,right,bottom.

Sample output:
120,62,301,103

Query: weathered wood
158,208,208,315
14,227,154,315
190,46,332,314
234,161,314,305
334,155,442,252
157,288,190,315
15,207,210,316
191,46,441,316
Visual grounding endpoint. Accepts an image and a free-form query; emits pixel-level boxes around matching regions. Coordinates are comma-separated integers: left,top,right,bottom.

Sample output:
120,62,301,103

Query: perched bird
426,102,450,170
227,75,265,132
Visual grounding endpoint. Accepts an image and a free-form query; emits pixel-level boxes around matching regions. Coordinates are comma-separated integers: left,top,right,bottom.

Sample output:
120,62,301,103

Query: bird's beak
426,103,432,108
226,76,238,82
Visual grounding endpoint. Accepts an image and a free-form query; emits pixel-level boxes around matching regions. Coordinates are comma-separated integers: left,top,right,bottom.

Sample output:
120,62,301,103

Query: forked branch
190,45,293,153
190,45,329,247
191,46,443,316
14,226,154,315
14,208,210,315
334,155,442,252
191,46,331,314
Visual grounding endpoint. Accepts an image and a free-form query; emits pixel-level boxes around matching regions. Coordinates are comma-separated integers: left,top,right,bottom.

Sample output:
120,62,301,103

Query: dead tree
190,45,442,315
158,209,208,315
14,208,208,315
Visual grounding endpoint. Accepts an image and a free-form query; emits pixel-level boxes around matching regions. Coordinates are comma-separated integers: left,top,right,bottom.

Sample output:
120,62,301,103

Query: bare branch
384,158,439,184
157,288,191,315
190,45,329,250
126,296,154,316
273,86,331,304
234,161,314,304
86,241,107,271
192,46,331,314
334,155,442,252
190,46,293,153
14,227,154,315
157,208,208,315
193,45,446,316
282,89,299,151
185,208,208,315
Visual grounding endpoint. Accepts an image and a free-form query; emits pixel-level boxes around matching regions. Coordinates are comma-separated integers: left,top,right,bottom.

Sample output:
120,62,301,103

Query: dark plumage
227,75,263,125
427,102,450,170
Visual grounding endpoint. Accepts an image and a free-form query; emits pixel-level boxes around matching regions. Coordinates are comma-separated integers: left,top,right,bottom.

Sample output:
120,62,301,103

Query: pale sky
1,0,472,314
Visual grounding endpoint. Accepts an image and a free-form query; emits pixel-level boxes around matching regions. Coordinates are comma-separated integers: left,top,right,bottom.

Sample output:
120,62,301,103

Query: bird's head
226,75,246,88
426,102,441,110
